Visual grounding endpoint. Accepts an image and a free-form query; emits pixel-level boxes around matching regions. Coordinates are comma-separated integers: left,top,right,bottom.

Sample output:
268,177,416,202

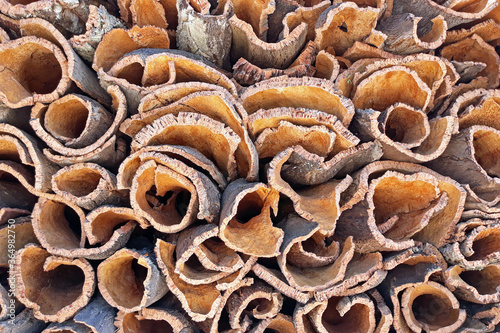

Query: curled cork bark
277,214,355,291
440,34,500,88
314,2,380,55
341,41,399,63
391,0,498,29
19,17,111,105
281,1,331,42
99,48,237,113
114,306,194,333
249,313,296,333
268,153,352,234
0,161,37,212
0,308,47,333
219,179,283,257
445,264,500,304
226,281,283,330
12,244,96,322
93,26,170,72
51,163,126,210
155,238,255,322
353,104,458,163
175,224,245,285
31,85,127,169
73,294,117,333
121,89,258,181
0,216,37,267
441,222,500,270
176,0,233,69
97,248,168,312
131,112,241,180
42,322,91,333
240,77,355,127
0,36,70,109
0,0,90,35
70,5,126,62
335,161,466,252
294,293,379,333
377,14,447,54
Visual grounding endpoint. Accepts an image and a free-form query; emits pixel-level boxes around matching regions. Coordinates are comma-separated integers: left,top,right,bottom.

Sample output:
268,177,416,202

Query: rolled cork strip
97,247,168,313
11,244,96,322
114,306,195,333
73,295,117,333
445,263,500,304
41,322,92,333
249,313,296,333
0,216,37,268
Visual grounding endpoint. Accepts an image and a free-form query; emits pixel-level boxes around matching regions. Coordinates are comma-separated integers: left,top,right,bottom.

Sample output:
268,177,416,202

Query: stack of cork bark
0,0,500,332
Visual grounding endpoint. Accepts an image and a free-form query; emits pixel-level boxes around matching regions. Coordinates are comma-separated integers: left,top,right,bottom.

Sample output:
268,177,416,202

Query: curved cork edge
121,89,258,181
52,162,126,210
177,0,233,69
342,41,400,63
229,15,307,70
445,19,500,45
115,306,194,333
294,293,377,333
97,248,168,313
391,0,498,29
277,214,355,291
42,322,91,333
73,294,117,333
314,2,380,55
441,222,500,270
378,14,447,54
282,1,331,42
226,281,283,330
0,123,59,192
0,36,70,109
440,34,500,88
219,179,283,257
131,112,241,181
175,224,244,285
249,313,296,333
240,76,355,127
125,151,221,223
12,244,96,322
99,48,237,113
0,161,38,212
268,150,352,234
0,215,38,268
445,264,500,304
19,18,111,105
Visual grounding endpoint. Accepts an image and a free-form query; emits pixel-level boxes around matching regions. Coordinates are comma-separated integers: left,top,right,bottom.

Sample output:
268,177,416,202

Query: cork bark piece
97,248,168,313
269,142,383,186
223,0,274,41
93,26,170,72
353,104,458,163
391,0,498,29
336,161,466,252
441,222,500,270
0,161,37,212
0,308,47,333
115,306,194,333
427,125,500,198
121,90,258,181
120,151,220,224
73,295,117,333
99,48,237,113
19,17,111,105
445,264,500,304
277,214,355,292
0,216,37,267
282,0,331,42
0,0,90,35
70,5,126,63
268,152,352,234
249,313,296,333
314,50,340,81
117,145,226,190
155,238,253,322
377,14,447,55
451,88,500,131
42,322,91,333
440,34,500,88
0,124,58,192
51,163,125,210
314,2,380,55
240,77,355,127
131,112,241,181
32,194,137,259
294,293,377,333
0,27,9,43
341,42,400,63
12,244,96,322
0,36,70,109
226,281,283,330
446,19,500,45
175,224,244,285
383,243,448,272
177,0,232,69
219,179,283,257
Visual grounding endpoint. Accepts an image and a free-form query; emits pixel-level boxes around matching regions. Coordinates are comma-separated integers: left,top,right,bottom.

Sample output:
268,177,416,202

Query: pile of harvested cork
0,0,500,332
